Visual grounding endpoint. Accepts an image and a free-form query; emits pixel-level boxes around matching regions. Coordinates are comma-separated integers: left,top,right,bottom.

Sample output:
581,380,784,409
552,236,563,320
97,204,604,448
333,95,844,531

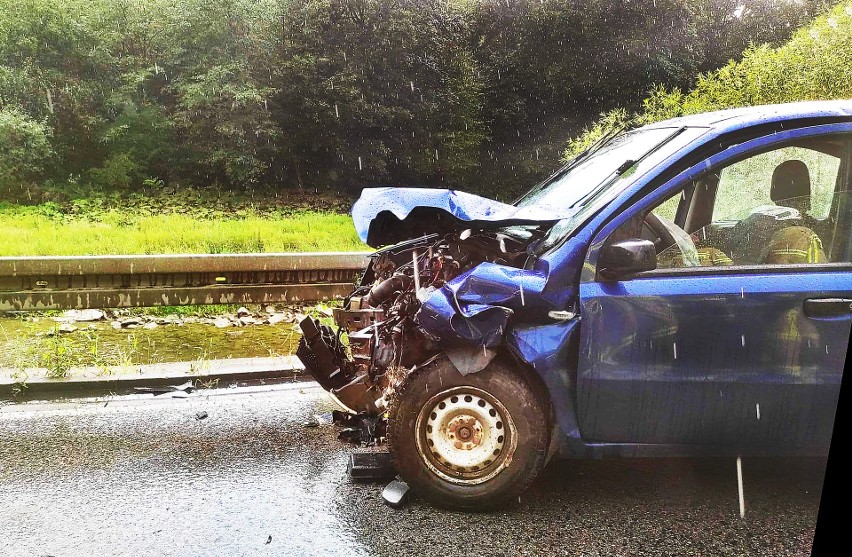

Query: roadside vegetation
0,206,364,255
0,0,828,202
565,0,852,157
0,301,339,391
0,188,365,255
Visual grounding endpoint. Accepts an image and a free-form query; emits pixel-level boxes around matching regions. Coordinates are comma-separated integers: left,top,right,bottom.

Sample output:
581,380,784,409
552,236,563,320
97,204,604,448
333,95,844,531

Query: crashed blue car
298,100,852,510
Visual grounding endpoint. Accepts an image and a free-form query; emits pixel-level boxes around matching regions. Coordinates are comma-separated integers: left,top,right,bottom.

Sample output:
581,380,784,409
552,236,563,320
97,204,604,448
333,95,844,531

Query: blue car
298,100,852,509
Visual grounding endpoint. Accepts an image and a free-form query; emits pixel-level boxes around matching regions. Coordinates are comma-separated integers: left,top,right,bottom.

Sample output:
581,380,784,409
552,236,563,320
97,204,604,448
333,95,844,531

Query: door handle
803,298,852,318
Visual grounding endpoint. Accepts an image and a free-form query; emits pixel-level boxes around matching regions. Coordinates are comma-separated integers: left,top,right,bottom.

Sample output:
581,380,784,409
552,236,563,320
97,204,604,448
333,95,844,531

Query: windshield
529,125,709,253
515,127,681,212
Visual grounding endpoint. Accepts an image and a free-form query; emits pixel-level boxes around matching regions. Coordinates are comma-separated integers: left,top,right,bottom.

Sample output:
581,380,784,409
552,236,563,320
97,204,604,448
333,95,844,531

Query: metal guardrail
0,252,371,312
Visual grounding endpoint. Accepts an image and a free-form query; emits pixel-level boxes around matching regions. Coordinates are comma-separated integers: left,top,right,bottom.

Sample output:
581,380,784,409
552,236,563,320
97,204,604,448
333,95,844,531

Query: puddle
0,317,301,370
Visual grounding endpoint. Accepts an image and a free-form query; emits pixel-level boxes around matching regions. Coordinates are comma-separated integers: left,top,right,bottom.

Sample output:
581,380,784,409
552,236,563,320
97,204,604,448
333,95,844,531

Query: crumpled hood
352,187,574,247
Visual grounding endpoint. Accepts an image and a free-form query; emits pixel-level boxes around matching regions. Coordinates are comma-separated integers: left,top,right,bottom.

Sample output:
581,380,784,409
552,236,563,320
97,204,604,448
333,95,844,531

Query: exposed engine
296,228,533,416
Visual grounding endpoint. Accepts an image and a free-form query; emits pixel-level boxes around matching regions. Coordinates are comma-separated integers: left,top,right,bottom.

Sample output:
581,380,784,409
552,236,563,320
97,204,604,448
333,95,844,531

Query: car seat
760,160,826,264
770,160,812,213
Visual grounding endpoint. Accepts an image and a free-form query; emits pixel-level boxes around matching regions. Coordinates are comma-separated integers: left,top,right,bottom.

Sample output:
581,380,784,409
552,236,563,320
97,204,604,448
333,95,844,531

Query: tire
387,355,551,510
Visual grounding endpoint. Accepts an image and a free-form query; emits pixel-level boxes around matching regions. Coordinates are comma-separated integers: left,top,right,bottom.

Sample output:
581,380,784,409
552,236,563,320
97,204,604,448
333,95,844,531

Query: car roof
642,100,852,133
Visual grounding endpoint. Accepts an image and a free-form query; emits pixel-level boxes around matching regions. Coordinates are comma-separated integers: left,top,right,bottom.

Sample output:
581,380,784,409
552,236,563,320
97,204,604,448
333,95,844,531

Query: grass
0,184,368,255
0,207,366,256
0,322,142,379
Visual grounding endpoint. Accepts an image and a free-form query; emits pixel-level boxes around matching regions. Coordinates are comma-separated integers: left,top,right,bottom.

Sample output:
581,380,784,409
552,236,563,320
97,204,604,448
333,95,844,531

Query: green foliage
0,0,832,199
0,108,53,189
566,1,852,159
0,197,366,255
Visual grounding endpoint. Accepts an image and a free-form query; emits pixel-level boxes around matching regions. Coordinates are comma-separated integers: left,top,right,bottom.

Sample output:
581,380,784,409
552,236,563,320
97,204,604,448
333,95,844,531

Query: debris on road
267,313,287,325
333,411,385,445
195,411,208,421
302,412,333,428
382,478,410,509
347,449,395,482
134,381,196,395
26,305,308,336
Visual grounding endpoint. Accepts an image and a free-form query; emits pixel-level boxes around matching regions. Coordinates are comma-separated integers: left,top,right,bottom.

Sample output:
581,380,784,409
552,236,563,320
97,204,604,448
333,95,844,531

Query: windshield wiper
512,124,625,205
569,126,687,209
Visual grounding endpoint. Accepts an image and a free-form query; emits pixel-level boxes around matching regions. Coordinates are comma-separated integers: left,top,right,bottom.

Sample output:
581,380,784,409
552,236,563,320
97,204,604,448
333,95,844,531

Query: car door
576,126,851,450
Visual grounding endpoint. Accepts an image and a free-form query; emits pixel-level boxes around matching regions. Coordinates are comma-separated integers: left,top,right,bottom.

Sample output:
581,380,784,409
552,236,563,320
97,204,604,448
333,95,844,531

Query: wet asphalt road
0,383,826,556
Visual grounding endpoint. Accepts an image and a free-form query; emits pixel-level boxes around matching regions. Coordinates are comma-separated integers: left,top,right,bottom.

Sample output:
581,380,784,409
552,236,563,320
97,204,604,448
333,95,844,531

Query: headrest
770,160,811,211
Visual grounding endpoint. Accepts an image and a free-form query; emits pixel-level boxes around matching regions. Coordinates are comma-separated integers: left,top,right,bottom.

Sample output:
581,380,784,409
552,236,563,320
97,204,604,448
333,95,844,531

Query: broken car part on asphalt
347,450,396,482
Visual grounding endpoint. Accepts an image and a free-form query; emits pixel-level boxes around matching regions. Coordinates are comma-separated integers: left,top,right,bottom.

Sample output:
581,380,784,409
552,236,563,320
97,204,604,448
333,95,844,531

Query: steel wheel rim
415,386,517,485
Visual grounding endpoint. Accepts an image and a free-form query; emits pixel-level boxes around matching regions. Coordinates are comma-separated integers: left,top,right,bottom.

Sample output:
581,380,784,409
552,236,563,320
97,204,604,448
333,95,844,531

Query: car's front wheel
387,355,551,510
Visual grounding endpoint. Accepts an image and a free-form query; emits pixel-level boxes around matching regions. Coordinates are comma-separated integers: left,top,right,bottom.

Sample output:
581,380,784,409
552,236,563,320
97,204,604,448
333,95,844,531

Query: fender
505,320,585,456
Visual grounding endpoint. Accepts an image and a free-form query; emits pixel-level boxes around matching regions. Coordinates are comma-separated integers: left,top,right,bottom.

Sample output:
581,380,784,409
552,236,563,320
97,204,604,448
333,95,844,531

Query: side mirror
598,239,657,281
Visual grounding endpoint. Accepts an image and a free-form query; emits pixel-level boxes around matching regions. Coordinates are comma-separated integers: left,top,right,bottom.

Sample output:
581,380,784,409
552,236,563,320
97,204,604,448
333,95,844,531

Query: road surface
0,383,826,556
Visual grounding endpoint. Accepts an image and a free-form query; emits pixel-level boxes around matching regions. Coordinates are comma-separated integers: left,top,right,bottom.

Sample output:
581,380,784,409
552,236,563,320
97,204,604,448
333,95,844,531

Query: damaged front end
296,230,530,416
296,187,568,427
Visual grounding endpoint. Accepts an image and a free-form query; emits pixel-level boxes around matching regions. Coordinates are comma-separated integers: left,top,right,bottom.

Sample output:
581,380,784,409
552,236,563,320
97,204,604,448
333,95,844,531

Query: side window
605,136,851,272
713,146,840,222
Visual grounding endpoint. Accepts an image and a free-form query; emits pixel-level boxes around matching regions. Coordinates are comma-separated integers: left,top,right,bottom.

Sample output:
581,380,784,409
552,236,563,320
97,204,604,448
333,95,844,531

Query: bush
0,108,53,191
565,1,852,159
0,0,832,195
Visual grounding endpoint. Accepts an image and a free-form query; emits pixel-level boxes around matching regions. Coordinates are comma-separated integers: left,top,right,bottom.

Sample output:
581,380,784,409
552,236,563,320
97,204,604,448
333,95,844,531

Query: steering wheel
644,212,676,252
644,212,699,266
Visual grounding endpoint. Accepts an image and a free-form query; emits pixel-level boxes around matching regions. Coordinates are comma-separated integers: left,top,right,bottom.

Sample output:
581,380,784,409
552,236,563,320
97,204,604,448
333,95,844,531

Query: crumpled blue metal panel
415,293,511,348
414,262,551,347
506,320,582,442
351,187,575,246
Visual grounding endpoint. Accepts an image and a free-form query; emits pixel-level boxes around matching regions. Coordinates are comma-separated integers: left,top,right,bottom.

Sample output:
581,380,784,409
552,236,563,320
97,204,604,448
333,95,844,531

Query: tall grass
0,208,367,255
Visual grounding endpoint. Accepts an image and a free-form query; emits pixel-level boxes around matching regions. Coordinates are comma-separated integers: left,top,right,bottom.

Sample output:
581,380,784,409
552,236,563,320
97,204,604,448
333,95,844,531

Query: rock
143,322,158,330
267,313,287,325
156,315,182,325
58,323,78,334
120,317,143,328
213,317,231,328
195,411,208,421
112,321,122,330
264,305,277,314
236,307,251,317
62,309,105,322
238,316,258,326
